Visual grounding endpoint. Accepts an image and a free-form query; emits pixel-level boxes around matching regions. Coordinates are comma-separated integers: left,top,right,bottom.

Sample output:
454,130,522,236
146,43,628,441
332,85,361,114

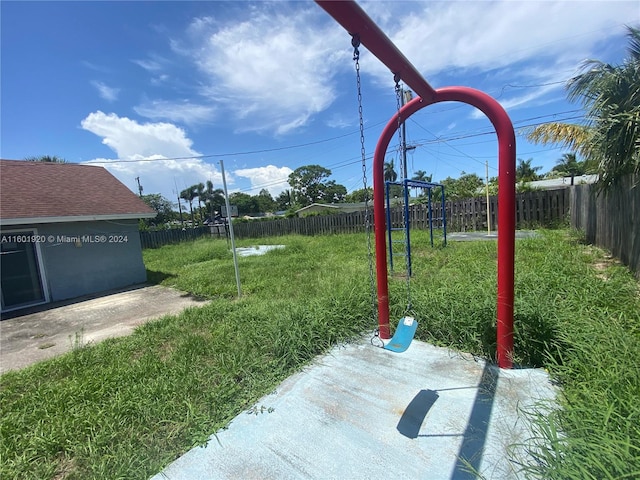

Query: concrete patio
153,338,556,480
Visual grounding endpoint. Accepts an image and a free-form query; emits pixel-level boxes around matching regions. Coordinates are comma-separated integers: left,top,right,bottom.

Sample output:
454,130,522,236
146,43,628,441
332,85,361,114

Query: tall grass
1,230,638,479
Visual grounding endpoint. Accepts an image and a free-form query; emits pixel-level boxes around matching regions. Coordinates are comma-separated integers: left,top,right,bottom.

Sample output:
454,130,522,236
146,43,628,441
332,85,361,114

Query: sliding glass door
1,231,46,310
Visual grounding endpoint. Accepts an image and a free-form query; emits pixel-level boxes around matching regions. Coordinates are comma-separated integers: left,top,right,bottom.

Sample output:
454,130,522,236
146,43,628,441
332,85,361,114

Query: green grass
1,230,638,479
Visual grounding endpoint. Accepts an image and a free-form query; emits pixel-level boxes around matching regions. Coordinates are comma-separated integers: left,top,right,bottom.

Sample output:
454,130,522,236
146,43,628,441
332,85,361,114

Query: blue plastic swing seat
383,316,418,353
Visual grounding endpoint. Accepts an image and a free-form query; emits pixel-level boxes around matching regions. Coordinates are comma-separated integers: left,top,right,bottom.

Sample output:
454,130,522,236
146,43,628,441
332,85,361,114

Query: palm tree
527,26,640,190
384,159,398,183
552,153,584,185
516,158,542,183
411,170,432,198
411,170,431,183
180,186,197,226
202,180,224,221
195,183,205,220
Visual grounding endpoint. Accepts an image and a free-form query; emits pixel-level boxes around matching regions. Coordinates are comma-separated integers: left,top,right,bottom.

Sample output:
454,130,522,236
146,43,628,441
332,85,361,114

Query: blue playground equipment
385,179,447,276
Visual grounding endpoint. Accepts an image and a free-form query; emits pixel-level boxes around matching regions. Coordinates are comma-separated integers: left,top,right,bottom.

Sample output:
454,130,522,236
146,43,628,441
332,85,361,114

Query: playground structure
316,0,516,368
385,179,447,276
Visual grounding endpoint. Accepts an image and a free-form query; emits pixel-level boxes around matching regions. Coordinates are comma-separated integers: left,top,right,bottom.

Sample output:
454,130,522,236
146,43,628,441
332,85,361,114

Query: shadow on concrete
397,389,439,438
451,362,499,480
396,362,499,479
145,269,176,285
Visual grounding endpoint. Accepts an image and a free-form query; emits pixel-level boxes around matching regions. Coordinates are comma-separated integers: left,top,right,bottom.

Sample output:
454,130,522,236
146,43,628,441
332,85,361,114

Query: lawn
1,229,639,479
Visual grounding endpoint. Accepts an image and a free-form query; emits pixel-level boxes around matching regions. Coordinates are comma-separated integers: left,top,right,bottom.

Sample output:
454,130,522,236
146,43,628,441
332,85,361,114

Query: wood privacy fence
139,182,639,278
231,189,570,238
140,225,227,249
140,189,571,248
570,174,639,278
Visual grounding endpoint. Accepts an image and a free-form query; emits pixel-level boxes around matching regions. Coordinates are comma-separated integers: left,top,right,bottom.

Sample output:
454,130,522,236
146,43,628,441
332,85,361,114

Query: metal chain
395,78,412,313
353,34,379,331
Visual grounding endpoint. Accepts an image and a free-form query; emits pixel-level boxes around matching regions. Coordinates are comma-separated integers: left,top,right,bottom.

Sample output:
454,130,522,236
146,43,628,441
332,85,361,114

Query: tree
288,165,332,206
195,183,205,219
345,187,373,203
411,170,432,198
256,189,276,213
141,194,175,227
275,189,293,211
439,172,484,200
321,181,347,203
229,192,258,216
24,155,66,163
551,153,585,185
516,158,542,183
201,180,224,221
411,170,431,183
384,160,398,183
527,26,640,190
180,186,197,225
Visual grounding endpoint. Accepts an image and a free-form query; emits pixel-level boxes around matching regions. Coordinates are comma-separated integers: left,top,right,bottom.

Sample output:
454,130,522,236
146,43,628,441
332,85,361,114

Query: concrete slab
448,231,539,242
235,245,286,257
0,284,209,374
153,338,556,480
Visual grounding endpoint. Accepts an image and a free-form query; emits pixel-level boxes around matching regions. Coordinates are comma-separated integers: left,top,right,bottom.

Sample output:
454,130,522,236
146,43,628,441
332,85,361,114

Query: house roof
295,202,369,214
528,174,598,190
0,160,156,226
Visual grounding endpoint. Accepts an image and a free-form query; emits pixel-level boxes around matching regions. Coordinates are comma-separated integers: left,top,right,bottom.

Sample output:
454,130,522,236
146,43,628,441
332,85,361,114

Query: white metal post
220,160,241,298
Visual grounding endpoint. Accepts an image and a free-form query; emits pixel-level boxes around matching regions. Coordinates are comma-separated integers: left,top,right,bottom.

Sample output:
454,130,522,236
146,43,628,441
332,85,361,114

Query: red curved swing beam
316,0,516,368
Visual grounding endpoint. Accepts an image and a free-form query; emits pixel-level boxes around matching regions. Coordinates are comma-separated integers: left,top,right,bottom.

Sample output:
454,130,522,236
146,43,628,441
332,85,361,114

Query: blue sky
2,1,638,204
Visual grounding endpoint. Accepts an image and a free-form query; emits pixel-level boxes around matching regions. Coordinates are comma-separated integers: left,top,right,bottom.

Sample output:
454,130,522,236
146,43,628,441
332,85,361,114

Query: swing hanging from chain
352,35,417,353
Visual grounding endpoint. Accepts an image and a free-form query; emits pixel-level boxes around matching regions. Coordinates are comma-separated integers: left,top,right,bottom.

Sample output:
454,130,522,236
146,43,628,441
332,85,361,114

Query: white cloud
80,111,222,202
132,56,165,73
81,111,199,159
325,114,354,129
91,81,119,102
177,4,348,135
234,165,293,197
470,82,562,119
375,2,635,77
358,1,637,109
134,99,217,126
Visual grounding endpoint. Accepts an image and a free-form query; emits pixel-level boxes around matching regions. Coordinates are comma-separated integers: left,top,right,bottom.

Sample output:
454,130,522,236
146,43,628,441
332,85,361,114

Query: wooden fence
232,189,570,239
139,183,639,279
140,189,570,248
140,225,227,249
570,174,639,278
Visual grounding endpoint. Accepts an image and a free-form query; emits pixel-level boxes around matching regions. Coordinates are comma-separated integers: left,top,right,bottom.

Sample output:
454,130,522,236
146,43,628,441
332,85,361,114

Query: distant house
295,202,368,217
0,160,156,313
528,175,598,190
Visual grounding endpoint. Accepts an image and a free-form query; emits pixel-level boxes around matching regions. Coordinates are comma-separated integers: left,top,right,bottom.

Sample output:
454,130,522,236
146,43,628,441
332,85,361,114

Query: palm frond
526,123,592,157
626,25,640,62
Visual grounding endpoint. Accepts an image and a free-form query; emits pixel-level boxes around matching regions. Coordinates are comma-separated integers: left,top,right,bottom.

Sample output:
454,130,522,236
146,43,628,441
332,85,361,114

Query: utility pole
135,176,143,197
400,89,412,181
400,89,416,196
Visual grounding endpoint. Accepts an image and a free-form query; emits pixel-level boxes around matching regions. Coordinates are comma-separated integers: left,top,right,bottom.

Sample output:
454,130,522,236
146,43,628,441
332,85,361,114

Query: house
295,202,368,217
0,160,156,313
528,174,598,190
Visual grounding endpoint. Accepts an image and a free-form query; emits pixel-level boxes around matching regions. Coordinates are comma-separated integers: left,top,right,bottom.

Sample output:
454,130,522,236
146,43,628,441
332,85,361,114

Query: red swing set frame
316,1,516,369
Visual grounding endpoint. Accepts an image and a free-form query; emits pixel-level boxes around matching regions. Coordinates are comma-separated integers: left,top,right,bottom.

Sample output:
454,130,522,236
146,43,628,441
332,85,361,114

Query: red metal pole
315,0,437,102
374,89,515,367
315,0,515,368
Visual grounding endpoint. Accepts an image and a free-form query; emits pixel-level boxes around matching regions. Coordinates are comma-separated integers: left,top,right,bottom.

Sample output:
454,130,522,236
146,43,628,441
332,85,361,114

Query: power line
84,120,388,165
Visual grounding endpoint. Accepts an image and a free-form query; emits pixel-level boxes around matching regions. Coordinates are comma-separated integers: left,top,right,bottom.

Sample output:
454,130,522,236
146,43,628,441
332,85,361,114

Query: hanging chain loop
352,34,378,334
394,78,413,313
